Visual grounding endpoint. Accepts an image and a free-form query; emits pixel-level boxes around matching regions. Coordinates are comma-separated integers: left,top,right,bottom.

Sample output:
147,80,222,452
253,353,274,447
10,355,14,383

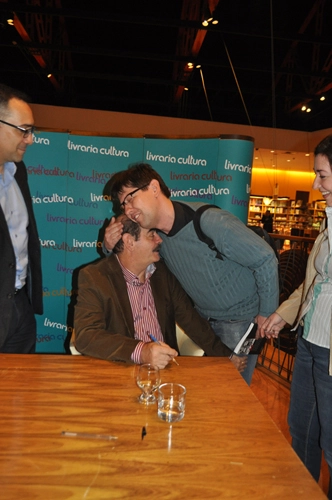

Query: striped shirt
116,256,164,363
303,206,332,349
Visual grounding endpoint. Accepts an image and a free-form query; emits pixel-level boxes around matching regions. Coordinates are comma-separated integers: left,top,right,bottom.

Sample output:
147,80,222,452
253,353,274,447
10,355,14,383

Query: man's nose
125,204,133,216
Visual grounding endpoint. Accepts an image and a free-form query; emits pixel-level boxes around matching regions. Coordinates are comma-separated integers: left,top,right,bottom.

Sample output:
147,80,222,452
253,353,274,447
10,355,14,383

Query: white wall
31,103,332,154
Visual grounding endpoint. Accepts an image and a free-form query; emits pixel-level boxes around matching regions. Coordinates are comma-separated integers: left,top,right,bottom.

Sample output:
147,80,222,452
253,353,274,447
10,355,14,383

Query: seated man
74,215,245,371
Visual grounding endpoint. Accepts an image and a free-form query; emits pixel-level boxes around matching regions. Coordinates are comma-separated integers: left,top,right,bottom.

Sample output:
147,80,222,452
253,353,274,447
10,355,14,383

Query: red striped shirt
116,256,164,363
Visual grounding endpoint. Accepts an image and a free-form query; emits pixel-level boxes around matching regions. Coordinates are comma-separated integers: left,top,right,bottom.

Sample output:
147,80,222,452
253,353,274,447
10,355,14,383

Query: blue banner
24,132,254,352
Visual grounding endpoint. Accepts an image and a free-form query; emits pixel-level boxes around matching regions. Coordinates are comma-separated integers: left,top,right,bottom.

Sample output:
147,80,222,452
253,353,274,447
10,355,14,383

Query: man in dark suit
0,84,43,353
74,215,245,371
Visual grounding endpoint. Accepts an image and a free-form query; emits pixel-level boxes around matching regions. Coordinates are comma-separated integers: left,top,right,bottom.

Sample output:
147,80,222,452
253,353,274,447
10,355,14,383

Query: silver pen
62,431,118,440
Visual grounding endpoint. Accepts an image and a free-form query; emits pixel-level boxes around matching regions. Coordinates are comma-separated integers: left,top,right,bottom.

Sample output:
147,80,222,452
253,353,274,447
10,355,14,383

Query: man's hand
141,341,178,369
104,217,123,252
255,314,270,338
230,354,247,373
261,313,287,338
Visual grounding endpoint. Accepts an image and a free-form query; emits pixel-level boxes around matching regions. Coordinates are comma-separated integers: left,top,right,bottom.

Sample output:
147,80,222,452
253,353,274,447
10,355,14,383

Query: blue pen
148,334,179,365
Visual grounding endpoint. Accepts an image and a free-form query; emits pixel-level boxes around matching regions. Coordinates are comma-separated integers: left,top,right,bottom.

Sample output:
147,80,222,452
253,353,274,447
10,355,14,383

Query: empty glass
136,364,161,405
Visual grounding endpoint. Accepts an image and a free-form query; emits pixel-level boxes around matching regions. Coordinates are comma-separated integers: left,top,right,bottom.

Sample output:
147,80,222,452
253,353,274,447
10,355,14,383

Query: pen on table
62,431,118,441
148,333,179,365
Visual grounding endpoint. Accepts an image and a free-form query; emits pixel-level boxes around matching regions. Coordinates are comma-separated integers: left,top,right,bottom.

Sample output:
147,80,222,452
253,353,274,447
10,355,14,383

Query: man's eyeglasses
120,183,149,211
0,119,36,138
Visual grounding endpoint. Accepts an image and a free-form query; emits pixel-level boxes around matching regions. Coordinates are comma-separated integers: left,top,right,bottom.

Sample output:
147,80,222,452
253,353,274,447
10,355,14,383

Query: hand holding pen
148,333,179,366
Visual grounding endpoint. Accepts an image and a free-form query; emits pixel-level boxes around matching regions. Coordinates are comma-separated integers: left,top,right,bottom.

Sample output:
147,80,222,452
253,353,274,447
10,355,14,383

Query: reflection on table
0,355,326,499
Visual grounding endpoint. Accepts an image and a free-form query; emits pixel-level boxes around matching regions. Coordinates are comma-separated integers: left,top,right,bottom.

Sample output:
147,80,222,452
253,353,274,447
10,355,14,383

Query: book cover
233,323,266,356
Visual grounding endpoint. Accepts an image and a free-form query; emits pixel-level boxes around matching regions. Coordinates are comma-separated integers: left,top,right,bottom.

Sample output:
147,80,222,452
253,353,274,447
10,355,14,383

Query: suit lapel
150,266,167,337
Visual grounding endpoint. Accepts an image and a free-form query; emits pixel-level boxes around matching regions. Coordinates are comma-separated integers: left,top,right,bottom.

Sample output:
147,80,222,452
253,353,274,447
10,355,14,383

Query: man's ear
150,179,160,197
122,232,136,252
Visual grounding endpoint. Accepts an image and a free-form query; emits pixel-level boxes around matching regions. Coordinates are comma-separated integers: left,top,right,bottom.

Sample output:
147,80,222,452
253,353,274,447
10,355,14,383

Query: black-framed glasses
0,119,36,138
120,183,149,211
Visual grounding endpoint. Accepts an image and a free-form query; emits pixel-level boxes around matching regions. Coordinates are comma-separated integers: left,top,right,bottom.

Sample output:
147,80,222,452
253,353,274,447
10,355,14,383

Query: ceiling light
320,96,326,101
305,153,310,157
7,18,14,26
306,108,311,113
196,64,201,69
203,12,213,23
184,87,188,91
187,62,194,69
202,7,218,26
301,105,307,111
47,73,52,78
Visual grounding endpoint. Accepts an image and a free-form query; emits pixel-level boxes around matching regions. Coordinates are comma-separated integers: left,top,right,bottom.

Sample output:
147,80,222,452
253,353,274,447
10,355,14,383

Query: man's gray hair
113,215,141,254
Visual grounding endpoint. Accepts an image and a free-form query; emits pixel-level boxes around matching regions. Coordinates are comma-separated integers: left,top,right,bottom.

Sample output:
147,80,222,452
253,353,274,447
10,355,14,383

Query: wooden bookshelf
248,195,326,234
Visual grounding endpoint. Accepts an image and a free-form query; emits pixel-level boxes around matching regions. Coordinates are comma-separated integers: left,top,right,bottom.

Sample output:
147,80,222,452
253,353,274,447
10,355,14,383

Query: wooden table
0,355,326,499
269,233,317,253
270,233,316,244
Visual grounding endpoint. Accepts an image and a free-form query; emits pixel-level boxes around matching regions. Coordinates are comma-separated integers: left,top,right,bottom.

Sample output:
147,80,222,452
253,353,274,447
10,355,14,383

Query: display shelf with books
247,195,266,225
248,195,325,235
248,195,291,230
308,199,326,228
270,197,290,231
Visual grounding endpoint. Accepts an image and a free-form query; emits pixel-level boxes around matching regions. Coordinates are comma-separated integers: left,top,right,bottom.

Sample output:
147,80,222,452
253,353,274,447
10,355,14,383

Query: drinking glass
157,383,186,422
136,364,161,404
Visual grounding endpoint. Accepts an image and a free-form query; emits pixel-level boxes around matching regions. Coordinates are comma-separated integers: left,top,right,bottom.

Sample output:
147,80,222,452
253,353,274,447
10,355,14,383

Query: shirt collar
0,162,17,187
167,201,195,236
116,255,156,284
